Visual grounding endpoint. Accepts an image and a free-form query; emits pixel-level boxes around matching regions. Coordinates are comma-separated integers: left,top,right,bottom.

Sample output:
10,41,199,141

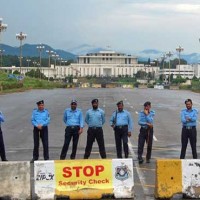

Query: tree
135,70,147,79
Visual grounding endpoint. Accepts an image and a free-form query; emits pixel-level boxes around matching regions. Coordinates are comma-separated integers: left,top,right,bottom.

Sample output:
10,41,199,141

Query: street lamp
16,32,27,74
0,49,5,67
58,57,63,66
61,60,68,66
46,50,54,67
166,51,173,84
36,44,45,79
52,53,59,68
176,45,184,78
160,54,166,83
26,59,31,67
0,18,7,67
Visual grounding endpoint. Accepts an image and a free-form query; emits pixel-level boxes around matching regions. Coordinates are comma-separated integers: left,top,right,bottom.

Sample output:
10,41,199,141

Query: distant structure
159,65,195,80
70,50,144,77
0,50,160,79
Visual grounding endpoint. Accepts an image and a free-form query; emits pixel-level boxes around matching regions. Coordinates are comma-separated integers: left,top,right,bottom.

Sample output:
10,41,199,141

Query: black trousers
180,127,197,159
60,126,80,159
138,127,153,160
114,126,129,158
0,127,6,161
84,127,106,159
33,126,49,160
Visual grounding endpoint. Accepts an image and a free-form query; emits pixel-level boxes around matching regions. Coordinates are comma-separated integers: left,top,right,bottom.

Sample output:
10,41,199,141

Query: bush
2,82,23,90
147,84,154,88
179,85,192,90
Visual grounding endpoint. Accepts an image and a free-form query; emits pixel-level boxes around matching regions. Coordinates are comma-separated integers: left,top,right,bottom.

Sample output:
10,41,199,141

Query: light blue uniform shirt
181,108,198,127
110,110,133,132
63,108,84,128
0,111,5,126
31,108,50,127
85,108,105,127
138,110,155,128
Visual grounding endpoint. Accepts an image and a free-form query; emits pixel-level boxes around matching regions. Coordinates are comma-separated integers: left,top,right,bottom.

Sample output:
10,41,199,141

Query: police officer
110,101,133,158
31,100,50,162
84,99,106,159
60,100,84,160
0,111,8,161
138,101,155,164
180,99,198,159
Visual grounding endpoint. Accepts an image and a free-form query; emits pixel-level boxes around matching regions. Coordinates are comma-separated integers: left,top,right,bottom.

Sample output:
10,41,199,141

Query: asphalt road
1,88,200,199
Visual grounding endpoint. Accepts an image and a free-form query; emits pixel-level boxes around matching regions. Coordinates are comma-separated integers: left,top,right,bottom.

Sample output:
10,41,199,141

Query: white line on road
128,138,149,199
153,135,158,141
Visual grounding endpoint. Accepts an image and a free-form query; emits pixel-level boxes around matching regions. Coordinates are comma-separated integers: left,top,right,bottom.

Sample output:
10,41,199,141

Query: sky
1,0,200,54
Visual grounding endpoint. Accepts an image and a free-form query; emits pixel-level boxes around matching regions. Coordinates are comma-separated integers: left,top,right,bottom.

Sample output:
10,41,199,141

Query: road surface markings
133,167,155,171
128,138,150,199
153,135,158,141
135,183,155,188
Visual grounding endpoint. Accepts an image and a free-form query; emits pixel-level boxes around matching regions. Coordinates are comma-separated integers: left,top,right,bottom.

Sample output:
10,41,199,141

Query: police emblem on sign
115,164,130,181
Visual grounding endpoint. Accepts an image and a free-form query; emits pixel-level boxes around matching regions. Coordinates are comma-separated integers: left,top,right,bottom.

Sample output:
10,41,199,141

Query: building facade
159,64,195,80
0,50,160,79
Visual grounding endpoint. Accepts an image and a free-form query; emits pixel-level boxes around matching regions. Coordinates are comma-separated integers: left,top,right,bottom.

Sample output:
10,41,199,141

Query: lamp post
52,53,59,67
58,57,63,66
166,51,173,84
0,49,5,67
61,60,68,66
0,18,7,68
176,46,184,78
36,44,45,80
16,32,27,74
160,54,166,83
26,59,31,67
33,61,37,67
46,50,54,67
46,50,54,81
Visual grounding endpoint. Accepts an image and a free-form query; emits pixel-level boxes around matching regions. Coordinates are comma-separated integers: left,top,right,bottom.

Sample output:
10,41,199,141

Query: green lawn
0,71,65,93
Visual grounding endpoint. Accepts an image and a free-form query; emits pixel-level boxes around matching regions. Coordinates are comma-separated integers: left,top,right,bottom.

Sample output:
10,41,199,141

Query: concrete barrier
0,161,31,199
92,84,101,88
34,159,134,199
155,159,200,199
138,84,148,89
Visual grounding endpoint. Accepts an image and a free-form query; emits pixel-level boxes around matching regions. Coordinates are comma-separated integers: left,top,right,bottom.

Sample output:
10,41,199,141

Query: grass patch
0,71,65,93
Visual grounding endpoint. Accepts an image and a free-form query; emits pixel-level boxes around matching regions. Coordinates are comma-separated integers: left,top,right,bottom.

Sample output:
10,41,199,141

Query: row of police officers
0,98,198,163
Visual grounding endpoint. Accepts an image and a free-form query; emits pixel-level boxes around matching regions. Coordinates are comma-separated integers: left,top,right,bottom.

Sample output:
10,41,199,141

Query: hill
1,44,76,60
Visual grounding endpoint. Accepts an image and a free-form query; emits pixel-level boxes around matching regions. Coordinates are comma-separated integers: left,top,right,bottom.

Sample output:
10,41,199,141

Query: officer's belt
141,126,148,129
67,126,80,129
183,126,196,130
89,127,102,129
115,125,128,129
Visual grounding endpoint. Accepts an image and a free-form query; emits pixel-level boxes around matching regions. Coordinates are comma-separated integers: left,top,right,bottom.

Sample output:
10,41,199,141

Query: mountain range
1,43,200,64
1,44,76,60
68,44,200,64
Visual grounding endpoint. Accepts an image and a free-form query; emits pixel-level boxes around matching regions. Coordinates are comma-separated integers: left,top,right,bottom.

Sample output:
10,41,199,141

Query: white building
0,50,160,79
193,64,200,78
70,50,143,77
159,64,195,80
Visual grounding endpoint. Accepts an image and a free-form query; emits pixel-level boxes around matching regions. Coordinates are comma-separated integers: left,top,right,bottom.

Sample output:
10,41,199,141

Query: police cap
144,101,151,107
36,100,44,105
91,99,98,104
71,99,77,104
116,100,123,106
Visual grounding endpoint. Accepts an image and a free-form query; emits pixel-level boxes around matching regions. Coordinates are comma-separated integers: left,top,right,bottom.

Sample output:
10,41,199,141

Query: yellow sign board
55,159,113,197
